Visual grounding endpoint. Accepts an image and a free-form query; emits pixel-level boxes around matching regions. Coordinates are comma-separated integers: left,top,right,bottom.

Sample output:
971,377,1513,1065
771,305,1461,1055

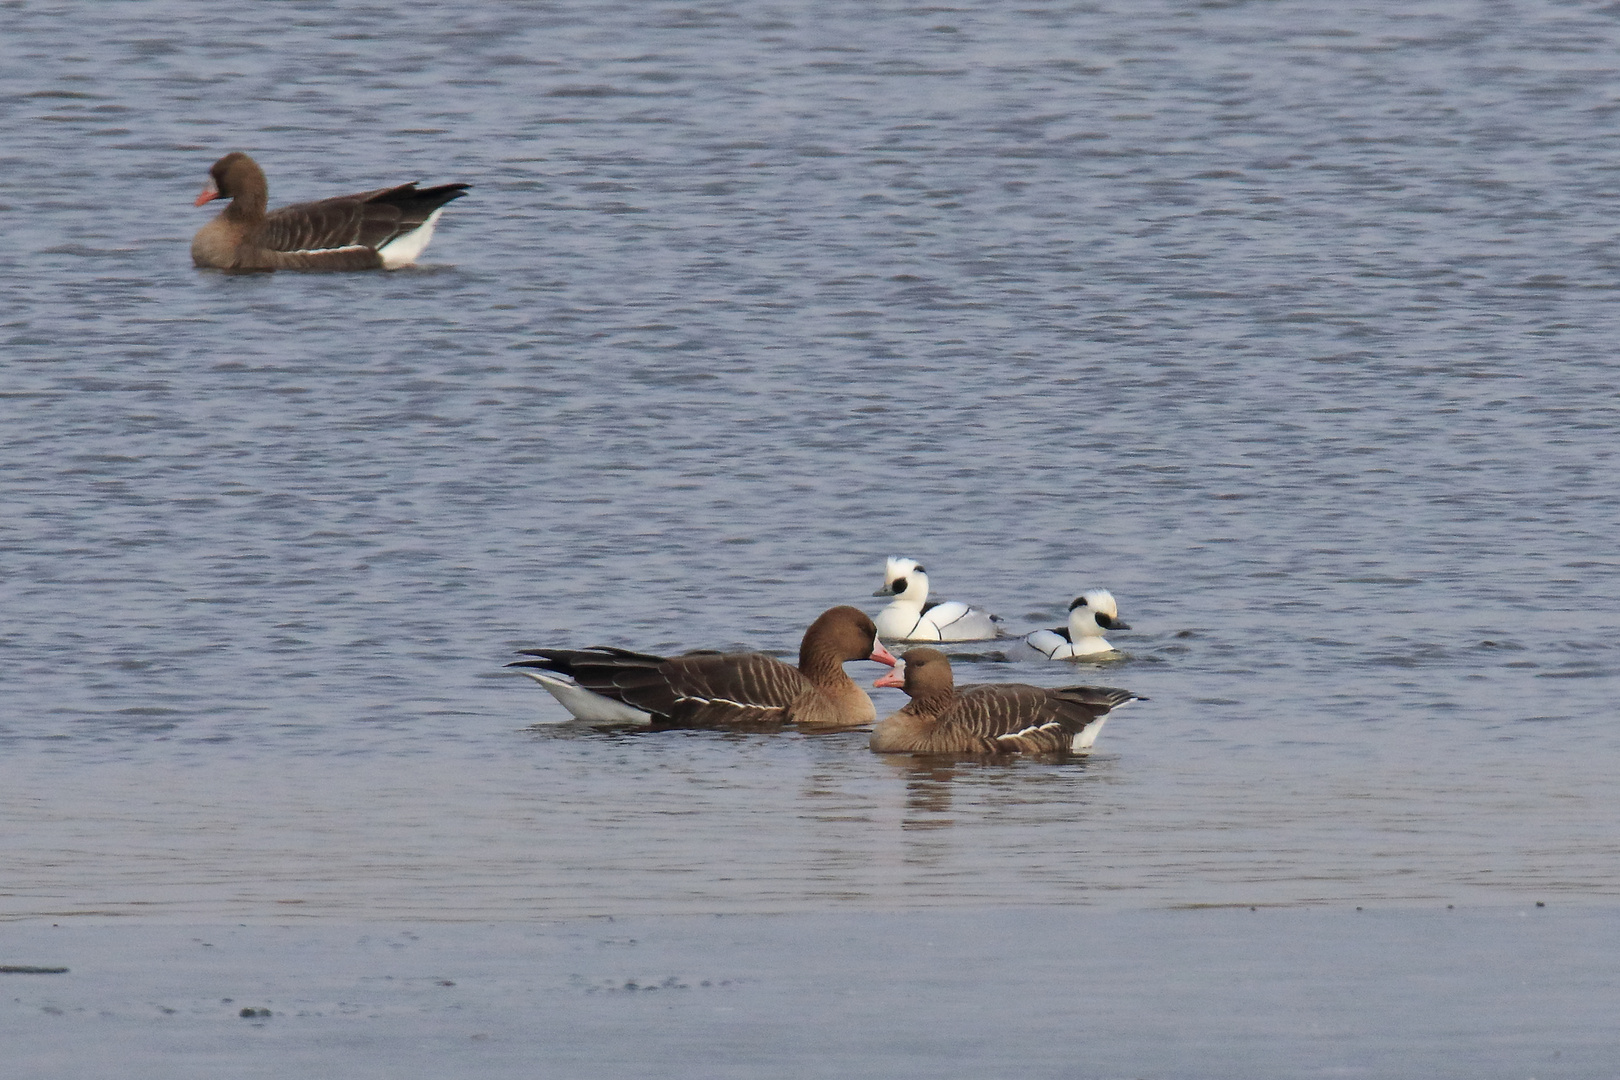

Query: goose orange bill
871,641,899,667
873,660,905,688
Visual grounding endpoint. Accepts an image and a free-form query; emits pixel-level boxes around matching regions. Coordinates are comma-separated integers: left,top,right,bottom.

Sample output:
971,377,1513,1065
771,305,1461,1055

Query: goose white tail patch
1072,715,1110,752
515,669,652,724
378,208,444,269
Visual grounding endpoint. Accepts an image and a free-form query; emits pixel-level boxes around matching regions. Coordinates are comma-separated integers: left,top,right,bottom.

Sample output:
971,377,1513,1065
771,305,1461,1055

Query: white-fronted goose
1026,590,1131,659
190,152,469,272
509,606,899,728
870,647,1140,754
873,557,1001,642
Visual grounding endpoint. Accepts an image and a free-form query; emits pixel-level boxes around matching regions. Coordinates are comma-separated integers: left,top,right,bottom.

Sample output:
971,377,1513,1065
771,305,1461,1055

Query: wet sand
5,905,1615,1079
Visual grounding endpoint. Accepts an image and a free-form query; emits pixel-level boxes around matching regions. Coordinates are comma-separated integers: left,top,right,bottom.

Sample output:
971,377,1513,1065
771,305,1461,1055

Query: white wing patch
921,600,999,641
1025,629,1073,659
894,611,938,641
928,601,972,628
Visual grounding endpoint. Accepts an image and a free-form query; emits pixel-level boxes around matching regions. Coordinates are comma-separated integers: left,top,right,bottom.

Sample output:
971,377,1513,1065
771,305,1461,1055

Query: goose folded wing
920,686,1052,752
257,181,469,254
1050,684,1139,711
943,685,1077,753
328,182,471,239
1032,685,1137,744
253,198,385,253
657,652,811,726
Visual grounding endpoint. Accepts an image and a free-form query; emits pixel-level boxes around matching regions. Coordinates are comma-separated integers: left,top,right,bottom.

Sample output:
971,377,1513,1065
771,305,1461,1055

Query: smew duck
873,557,1000,642
1025,590,1130,659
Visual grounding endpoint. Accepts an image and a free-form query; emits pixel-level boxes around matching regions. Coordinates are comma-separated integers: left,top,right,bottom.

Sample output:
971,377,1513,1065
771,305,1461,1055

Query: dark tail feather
1055,685,1142,710
367,182,470,220
508,646,668,682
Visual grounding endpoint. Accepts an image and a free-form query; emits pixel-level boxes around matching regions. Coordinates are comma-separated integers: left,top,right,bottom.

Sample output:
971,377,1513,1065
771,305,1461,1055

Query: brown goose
190,152,469,272
509,606,899,728
870,647,1141,754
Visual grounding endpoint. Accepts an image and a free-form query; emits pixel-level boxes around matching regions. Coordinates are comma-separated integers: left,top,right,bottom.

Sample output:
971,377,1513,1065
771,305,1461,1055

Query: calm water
7,908,1617,1080
2,0,1619,921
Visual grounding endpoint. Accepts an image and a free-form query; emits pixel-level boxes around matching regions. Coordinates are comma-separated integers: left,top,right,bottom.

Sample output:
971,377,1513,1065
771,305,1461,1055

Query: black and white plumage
191,152,469,272
1025,589,1130,659
872,557,1001,642
509,606,898,728
869,647,1140,755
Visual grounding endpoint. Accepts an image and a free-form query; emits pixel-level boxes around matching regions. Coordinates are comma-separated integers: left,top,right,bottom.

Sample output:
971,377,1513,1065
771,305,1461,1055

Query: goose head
1068,589,1129,640
800,605,899,674
872,556,929,604
195,151,268,213
873,647,955,703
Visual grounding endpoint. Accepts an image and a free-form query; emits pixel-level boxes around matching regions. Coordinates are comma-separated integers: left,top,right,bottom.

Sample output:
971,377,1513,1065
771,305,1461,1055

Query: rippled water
3,1,1619,921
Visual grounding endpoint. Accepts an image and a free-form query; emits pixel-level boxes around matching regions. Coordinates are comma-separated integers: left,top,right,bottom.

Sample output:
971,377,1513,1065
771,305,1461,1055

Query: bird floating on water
509,606,898,728
1025,589,1130,659
870,647,1141,754
872,557,1001,642
190,151,468,272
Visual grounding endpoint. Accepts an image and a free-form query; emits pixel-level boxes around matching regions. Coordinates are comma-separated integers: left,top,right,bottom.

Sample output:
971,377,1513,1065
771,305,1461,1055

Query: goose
191,152,469,272
870,647,1140,754
508,606,898,728
872,557,1000,642
1025,590,1130,659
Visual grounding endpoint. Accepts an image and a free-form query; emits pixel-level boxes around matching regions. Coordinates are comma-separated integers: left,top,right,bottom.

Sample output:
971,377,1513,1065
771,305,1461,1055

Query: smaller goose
870,648,1140,755
873,557,1001,642
509,606,898,728
1025,590,1130,659
191,151,469,272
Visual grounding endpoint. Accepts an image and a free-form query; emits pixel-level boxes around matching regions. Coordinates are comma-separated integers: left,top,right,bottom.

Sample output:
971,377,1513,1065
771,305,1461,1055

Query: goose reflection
881,752,1099,833
889,756,960,823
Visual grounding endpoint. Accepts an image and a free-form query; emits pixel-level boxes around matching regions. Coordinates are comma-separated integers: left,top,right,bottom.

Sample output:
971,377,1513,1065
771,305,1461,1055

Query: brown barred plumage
870,648,1140,755
510,606,895,729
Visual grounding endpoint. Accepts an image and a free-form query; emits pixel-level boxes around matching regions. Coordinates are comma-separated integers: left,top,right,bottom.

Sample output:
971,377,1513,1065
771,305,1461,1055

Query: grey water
5,908,1617,1080
3,0,1620,1072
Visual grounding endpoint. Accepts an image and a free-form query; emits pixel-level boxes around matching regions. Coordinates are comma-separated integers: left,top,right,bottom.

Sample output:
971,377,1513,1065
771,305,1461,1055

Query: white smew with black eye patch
872,557,1001,642
1025,589,1130,659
